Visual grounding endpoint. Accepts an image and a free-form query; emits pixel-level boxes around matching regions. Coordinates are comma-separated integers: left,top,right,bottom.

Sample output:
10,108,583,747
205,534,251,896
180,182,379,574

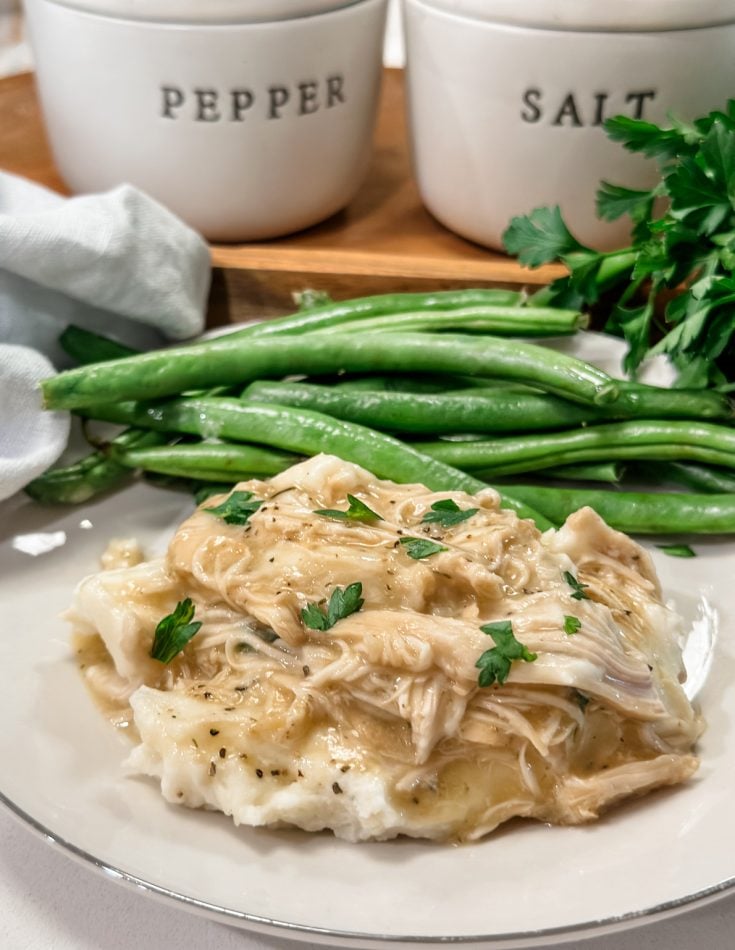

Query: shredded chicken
67,455,703,842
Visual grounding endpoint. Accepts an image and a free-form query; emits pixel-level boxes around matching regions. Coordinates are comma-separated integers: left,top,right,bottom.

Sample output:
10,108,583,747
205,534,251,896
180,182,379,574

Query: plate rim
4,779,735,947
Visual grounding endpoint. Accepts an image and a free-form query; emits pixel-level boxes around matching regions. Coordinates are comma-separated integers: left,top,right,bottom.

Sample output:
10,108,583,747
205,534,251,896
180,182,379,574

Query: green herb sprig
205,490,261,525
399,537,448,560
503,102,735,390
564,571,590,601
421,498,479,528
301,582,364,631
564,615,582,635
314,494,381,524
475,620,538,687
150,598,202,663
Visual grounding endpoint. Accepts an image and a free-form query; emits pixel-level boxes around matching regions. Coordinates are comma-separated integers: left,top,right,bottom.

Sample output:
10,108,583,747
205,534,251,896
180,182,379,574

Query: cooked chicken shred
67,455,703,842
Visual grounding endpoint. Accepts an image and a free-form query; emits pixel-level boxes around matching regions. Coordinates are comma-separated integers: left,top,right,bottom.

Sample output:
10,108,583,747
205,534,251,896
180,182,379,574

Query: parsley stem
596,249,638,288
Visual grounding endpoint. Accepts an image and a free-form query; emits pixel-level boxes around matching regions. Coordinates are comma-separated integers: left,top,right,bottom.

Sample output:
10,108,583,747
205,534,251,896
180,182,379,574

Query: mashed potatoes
67,455,703,842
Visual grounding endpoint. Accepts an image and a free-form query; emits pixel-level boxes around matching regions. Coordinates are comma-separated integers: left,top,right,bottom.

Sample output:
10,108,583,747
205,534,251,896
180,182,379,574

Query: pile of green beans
29,288,735,537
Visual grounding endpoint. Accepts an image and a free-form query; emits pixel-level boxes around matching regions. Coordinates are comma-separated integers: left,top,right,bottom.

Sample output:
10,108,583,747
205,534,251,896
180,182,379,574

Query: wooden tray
0,70,564,324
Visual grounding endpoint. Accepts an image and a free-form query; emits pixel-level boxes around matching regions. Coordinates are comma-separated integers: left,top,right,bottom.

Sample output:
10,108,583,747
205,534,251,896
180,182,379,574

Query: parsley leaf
205,490,261,525
563,571,590,601
596,181,655,224
502,205,590,267
608,292,657,375
603,115,692,160
314,494,381,524
656,544,696,558
564,615,582,635
301,582,364,631
150,598,202,663
421,499,479,528
300,602,331,632
399,537,448,560
475,620,538,687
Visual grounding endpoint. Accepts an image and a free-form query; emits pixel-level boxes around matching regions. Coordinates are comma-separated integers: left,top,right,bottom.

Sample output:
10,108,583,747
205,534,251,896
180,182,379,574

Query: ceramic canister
23,0,389,241
403,0,735,250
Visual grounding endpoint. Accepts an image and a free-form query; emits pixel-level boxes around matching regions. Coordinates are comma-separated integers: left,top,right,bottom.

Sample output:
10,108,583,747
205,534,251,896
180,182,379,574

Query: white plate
1,333,734,948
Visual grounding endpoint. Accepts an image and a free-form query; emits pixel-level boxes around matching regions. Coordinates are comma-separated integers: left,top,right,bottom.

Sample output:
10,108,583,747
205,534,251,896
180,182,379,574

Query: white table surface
2,4,734,948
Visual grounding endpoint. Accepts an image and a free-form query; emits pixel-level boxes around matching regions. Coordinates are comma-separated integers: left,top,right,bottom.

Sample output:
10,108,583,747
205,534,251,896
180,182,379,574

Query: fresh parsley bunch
503,102,735,390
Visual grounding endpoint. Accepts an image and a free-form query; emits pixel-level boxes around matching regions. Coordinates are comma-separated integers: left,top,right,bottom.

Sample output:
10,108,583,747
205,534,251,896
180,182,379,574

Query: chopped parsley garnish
564,615,582,635
399,537,448,560
421,499,479,528
314,494,381,524
150,598,202,663
563,570,590,601
656,543,696,558
301,582,364,631
204,490,261,525
475,620,538,687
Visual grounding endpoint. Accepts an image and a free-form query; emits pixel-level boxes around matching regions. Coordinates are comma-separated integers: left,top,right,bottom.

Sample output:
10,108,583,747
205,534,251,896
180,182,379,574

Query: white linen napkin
0,171,211,501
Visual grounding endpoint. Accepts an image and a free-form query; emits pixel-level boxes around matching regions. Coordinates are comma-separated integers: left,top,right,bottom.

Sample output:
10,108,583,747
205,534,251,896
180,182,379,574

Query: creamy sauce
66,455,703,842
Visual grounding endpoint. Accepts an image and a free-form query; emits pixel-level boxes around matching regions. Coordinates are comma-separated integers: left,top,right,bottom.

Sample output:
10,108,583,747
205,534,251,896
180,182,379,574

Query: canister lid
413,0,735,32
40,0,362,24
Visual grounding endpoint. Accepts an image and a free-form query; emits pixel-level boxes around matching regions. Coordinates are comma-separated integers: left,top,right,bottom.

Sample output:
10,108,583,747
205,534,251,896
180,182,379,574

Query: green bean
631,462,735,494
42,333,620,411
240,381,591,433
330,374,535,393
59,325,140,365
76,397,553,529
241,381,730,434
538,462,624,483
502,485,735,534
328,374,472,393
24,429,167,504
316,305,585,337
220,289,524,341
329,375,732,419
114,442,301,481
464,381,732,421
415,420,735,476
613,382,733,421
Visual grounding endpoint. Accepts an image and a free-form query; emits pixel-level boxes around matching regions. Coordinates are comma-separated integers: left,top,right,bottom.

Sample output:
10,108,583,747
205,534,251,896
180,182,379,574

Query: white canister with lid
403,0,735,250
23,0,389,241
